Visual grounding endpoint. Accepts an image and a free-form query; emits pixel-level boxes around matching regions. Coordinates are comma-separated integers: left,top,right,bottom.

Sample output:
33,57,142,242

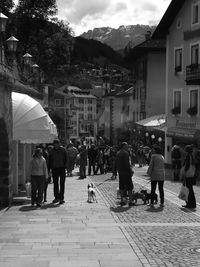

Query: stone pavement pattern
0,175,142,267
1,166,200,266
90,166,200,267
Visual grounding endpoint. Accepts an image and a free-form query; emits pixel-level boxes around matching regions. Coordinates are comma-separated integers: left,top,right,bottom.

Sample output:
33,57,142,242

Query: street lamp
23,52,32,65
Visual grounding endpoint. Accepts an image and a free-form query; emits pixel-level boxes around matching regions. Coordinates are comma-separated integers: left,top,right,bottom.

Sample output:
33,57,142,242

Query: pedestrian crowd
27,138,198,210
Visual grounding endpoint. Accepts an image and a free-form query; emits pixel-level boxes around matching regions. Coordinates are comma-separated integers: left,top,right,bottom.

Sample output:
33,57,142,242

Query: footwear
44,199,47,203
182,204,196,209
52,199,59,203
36,203,42,207
59,200,65,204
160,203,164,207
150,204,154,208
128,202,135,207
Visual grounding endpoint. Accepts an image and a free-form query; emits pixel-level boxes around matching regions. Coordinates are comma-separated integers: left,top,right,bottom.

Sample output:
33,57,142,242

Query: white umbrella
12,92,58,143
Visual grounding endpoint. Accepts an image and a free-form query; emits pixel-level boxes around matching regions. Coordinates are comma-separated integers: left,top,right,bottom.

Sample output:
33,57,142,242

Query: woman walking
181,145,196,209
28,148,48,207
147,145,165,207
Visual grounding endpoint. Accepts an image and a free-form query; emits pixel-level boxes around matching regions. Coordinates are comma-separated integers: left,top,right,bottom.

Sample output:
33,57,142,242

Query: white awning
12,92,58,144
136,114,166,127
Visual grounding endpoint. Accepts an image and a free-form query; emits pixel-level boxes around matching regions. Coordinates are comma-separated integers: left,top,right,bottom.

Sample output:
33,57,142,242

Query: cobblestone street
89,166,200,267
1,166,200,267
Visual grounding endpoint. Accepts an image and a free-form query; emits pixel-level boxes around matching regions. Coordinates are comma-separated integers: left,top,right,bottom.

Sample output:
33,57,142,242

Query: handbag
178,184,189,201
25,182,32,198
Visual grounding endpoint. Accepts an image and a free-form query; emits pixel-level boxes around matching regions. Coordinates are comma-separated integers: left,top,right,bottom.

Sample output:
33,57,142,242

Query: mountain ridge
81,24,156,51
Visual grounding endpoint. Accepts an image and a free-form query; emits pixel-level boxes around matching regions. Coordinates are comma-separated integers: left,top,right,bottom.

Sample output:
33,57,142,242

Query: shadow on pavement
19,202,60,212
110,206,131,213
145,206,164,212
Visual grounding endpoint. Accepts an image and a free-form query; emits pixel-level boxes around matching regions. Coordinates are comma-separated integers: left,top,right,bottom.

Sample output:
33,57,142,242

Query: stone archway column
12,140,19,195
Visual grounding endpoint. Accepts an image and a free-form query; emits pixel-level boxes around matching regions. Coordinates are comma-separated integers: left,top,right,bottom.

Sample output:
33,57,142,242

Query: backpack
171,147,181,159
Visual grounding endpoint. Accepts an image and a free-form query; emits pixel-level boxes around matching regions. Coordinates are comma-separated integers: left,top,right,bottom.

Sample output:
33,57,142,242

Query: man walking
115,142,134,206
48,139,67,204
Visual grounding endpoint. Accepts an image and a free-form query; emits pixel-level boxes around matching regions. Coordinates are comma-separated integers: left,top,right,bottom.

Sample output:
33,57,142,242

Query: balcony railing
185,64,200,85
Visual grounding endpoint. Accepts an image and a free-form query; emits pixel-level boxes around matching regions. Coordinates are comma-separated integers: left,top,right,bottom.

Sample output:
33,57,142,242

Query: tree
7,1,73,84
0,0,14,15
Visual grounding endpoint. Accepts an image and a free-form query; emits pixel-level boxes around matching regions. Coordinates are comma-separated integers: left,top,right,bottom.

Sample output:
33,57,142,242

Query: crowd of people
27,138,198,210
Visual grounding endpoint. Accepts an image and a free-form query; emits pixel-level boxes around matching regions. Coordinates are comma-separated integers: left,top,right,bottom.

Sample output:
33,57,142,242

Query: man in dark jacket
87,144,97,175
48,140,67,204
115,142,134,205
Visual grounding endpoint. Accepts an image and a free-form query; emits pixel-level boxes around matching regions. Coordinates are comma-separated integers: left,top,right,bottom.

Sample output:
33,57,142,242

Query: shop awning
167,127,200,138
12,92,58,144
136,114,166,127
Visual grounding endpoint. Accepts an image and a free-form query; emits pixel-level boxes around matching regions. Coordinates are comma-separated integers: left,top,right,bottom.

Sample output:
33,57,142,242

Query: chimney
145,30,151,41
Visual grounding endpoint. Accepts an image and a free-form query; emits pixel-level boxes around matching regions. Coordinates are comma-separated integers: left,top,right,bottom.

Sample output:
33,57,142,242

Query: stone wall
0,83,12,206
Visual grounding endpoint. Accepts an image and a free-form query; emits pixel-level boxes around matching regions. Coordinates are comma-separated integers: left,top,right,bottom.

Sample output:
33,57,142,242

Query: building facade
153,0,200,164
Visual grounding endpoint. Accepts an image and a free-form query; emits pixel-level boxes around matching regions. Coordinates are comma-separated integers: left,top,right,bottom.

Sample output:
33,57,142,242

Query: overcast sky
57,0,171,36
13,0,171,36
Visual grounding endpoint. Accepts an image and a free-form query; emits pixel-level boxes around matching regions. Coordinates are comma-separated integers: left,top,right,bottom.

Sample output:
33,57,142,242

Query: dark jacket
115,149,133,175
48,146,67,170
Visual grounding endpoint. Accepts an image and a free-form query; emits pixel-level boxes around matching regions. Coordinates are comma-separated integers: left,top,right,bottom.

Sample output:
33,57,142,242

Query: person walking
115,142,134,206
171,144,182,181
95,148,104,175
136,145,145,167
28,148,48,207
48,139,67,204
181,145,196,209
66,143,78,177
87,144,97,176
78,145,88,179
147,145,165,207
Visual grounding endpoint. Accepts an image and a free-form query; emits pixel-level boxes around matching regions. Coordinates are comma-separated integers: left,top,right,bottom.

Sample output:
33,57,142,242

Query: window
79,113,84,120
192,3,199,25
55,99,61,106
79,98,84,104
88,106,92,111
172,90,181,114
190,89,198,108
191,44,199,65
88,113,93,120
175,48,182,72
88,99,92,104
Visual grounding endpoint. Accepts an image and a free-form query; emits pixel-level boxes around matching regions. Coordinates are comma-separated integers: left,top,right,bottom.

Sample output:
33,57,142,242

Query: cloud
57,0,171,35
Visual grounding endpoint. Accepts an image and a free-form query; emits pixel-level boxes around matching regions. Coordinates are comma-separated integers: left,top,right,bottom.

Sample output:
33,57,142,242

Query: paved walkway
1,166,200,267
0,174,142,267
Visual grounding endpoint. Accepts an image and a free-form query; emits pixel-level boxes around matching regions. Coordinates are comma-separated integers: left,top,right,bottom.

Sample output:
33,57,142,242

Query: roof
127,38,166,61
152,0,186,39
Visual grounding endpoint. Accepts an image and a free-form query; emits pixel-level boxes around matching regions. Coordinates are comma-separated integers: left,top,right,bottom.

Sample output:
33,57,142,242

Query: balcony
185,64,200,85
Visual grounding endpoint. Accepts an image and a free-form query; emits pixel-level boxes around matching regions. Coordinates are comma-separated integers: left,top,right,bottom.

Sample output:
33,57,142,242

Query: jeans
151,180,164,204
31,175,45,205
52,168,66,200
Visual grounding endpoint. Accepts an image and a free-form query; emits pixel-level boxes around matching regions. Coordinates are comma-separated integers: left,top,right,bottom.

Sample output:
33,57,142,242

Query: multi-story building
153,0,200,164
128,34,166,122
50,85,97,144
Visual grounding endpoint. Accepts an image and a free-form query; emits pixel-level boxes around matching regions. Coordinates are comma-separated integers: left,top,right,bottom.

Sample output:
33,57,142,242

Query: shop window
174,48,182,72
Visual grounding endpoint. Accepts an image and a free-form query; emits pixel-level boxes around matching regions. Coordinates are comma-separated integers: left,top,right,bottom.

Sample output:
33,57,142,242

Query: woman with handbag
28,148,48,207
147,145,165,207
181,145,196,209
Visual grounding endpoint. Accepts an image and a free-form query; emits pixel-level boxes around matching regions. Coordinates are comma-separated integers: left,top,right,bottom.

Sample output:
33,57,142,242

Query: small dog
140,189,158,204
129,191,146,204
87,183,97,203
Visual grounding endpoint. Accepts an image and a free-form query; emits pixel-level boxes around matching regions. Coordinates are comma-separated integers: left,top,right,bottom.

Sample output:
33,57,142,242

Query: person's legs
150,181,157,205
59,168,66,202
185,179,196,208
52,169,60,201
37,176,45,205
88,160,92,175
158,180,164,205
31,175,37,205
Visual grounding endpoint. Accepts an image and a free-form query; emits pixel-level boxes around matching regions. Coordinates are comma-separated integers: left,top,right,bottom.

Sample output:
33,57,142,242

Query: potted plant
187,106,197,116
171,106,181,115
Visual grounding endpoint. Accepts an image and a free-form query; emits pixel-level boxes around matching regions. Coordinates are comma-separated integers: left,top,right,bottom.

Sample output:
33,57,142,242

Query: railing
185,64,200,85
